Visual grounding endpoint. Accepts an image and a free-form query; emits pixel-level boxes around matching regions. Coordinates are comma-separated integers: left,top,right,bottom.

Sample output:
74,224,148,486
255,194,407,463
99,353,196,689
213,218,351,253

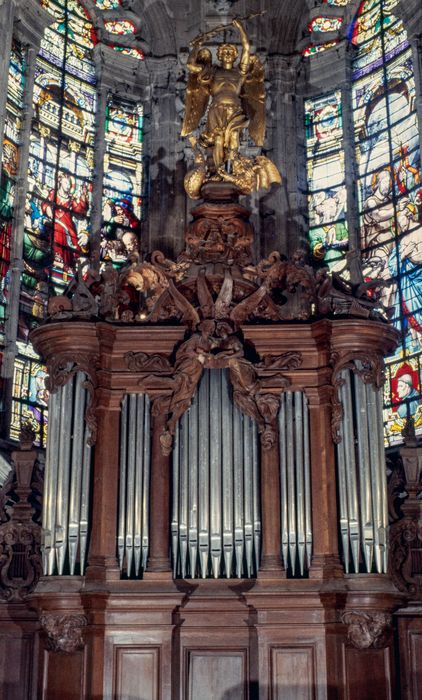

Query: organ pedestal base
23,577,403,700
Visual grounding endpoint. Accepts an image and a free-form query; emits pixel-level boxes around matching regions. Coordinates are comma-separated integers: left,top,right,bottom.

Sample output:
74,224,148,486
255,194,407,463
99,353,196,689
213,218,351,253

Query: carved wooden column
306,384,343,580
145,411,172,575
86,387,121,582
258,400,285,577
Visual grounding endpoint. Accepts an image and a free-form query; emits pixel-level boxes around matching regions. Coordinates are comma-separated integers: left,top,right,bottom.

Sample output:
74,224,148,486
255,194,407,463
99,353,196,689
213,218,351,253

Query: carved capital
45,353,99,445
341,610,392,649
40,613,87,654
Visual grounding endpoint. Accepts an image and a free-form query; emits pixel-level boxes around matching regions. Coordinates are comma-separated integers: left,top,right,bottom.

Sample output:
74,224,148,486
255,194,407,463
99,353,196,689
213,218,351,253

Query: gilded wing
181,48,212,137
242,54,265,146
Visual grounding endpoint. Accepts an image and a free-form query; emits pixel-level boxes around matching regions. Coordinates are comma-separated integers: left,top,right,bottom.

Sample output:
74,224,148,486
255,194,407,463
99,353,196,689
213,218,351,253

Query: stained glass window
305,91,348,270
21,0,97,340
101,99,143,267
0,41,25,336
309,17,343,33
302,41,339,57
352,0,422,443
10,342,48,447
104,20,136,35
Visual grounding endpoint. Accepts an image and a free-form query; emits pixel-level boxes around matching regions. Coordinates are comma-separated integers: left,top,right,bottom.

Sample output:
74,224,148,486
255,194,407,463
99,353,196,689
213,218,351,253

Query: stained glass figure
305,91,348,270
0,41,25,336
352,0,422,443
10,342,48,448
21,0,97,340
101,100,143,267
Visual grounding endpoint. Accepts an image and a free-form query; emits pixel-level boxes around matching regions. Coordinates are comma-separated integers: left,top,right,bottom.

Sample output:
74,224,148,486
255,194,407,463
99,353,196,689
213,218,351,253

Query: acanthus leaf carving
341,610,392,650
389,517,422,600
125,351,172,373
40,613,87,654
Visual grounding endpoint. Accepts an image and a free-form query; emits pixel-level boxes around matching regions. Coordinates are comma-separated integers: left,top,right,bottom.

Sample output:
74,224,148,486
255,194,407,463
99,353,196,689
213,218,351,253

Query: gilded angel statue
182,17,281,199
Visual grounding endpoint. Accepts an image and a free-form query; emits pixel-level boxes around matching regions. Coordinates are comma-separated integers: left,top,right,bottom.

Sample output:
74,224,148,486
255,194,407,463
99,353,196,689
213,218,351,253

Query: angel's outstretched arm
187,38,205,74
233,19,251,75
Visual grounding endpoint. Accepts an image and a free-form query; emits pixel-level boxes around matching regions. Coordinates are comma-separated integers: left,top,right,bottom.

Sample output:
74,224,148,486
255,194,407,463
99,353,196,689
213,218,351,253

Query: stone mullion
341,71,360,252
89,50,109,266
2,43,39,437
410,37,422,166
0,0,16,171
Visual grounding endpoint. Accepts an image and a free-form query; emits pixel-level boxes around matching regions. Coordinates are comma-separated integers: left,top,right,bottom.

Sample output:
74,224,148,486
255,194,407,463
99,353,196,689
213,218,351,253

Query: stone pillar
143,56,187,258
265,55,304,259
0,0,15,169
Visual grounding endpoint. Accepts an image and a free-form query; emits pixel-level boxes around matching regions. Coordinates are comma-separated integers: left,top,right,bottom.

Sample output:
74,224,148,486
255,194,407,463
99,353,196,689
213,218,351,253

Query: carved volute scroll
45,353,99,445
330,351,388,444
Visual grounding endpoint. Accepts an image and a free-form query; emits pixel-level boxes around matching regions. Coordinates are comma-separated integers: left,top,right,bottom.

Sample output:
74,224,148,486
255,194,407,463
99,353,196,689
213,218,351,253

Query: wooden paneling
42,649,85,700
343,647,392,700
186,650,247,700
0,634,33,700
270,646,316,700
113,646,160,700
410,632,422,700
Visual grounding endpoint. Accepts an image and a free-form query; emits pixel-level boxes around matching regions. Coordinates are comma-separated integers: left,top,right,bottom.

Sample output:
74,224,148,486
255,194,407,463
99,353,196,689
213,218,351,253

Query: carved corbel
40,613,87,654
45,353,99,445
330,351,386,443
341,610,392,650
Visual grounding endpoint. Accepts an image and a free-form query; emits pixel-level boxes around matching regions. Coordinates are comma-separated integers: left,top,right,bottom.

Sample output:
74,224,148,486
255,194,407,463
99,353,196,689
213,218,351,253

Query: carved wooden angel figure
182,17,281,199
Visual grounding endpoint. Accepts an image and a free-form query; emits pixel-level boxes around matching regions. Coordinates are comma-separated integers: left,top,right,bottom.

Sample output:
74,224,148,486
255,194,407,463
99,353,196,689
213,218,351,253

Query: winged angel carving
182,17,281,199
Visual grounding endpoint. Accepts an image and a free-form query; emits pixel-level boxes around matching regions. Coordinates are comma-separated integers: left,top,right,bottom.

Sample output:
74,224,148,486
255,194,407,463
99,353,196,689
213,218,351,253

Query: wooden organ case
1,183,421,699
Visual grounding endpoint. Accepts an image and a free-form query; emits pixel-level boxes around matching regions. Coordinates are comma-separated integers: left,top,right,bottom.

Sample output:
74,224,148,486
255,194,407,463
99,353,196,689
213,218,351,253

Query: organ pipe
42,371,93,576
172,369,261,579
336,367,389,574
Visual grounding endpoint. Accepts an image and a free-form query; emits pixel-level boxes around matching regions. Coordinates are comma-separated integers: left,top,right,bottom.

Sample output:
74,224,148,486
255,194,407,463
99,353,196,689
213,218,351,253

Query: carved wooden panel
409,632,422,700
0,634,33,700
270,646,316,700
186,650,247,700
343,647,392,700
113,646,160,700
42,649,85,699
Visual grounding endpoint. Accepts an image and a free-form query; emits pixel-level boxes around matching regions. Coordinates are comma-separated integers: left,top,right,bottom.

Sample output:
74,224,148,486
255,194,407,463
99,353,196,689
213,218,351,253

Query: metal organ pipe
335,367,389,574
118,393,151,577
41,371,93,576
278,392,312,576
172,369,261,578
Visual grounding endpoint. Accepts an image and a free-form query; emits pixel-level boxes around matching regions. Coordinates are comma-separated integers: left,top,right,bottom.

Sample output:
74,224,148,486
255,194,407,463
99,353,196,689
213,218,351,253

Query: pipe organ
118,393,151,577
336,366,389,575
3,188,414,700
172,369,260,579
42,371,93,576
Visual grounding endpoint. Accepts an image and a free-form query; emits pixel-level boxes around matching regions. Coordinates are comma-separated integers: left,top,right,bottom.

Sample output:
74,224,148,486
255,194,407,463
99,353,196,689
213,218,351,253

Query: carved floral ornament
40,613,87,654
341,610,392,650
